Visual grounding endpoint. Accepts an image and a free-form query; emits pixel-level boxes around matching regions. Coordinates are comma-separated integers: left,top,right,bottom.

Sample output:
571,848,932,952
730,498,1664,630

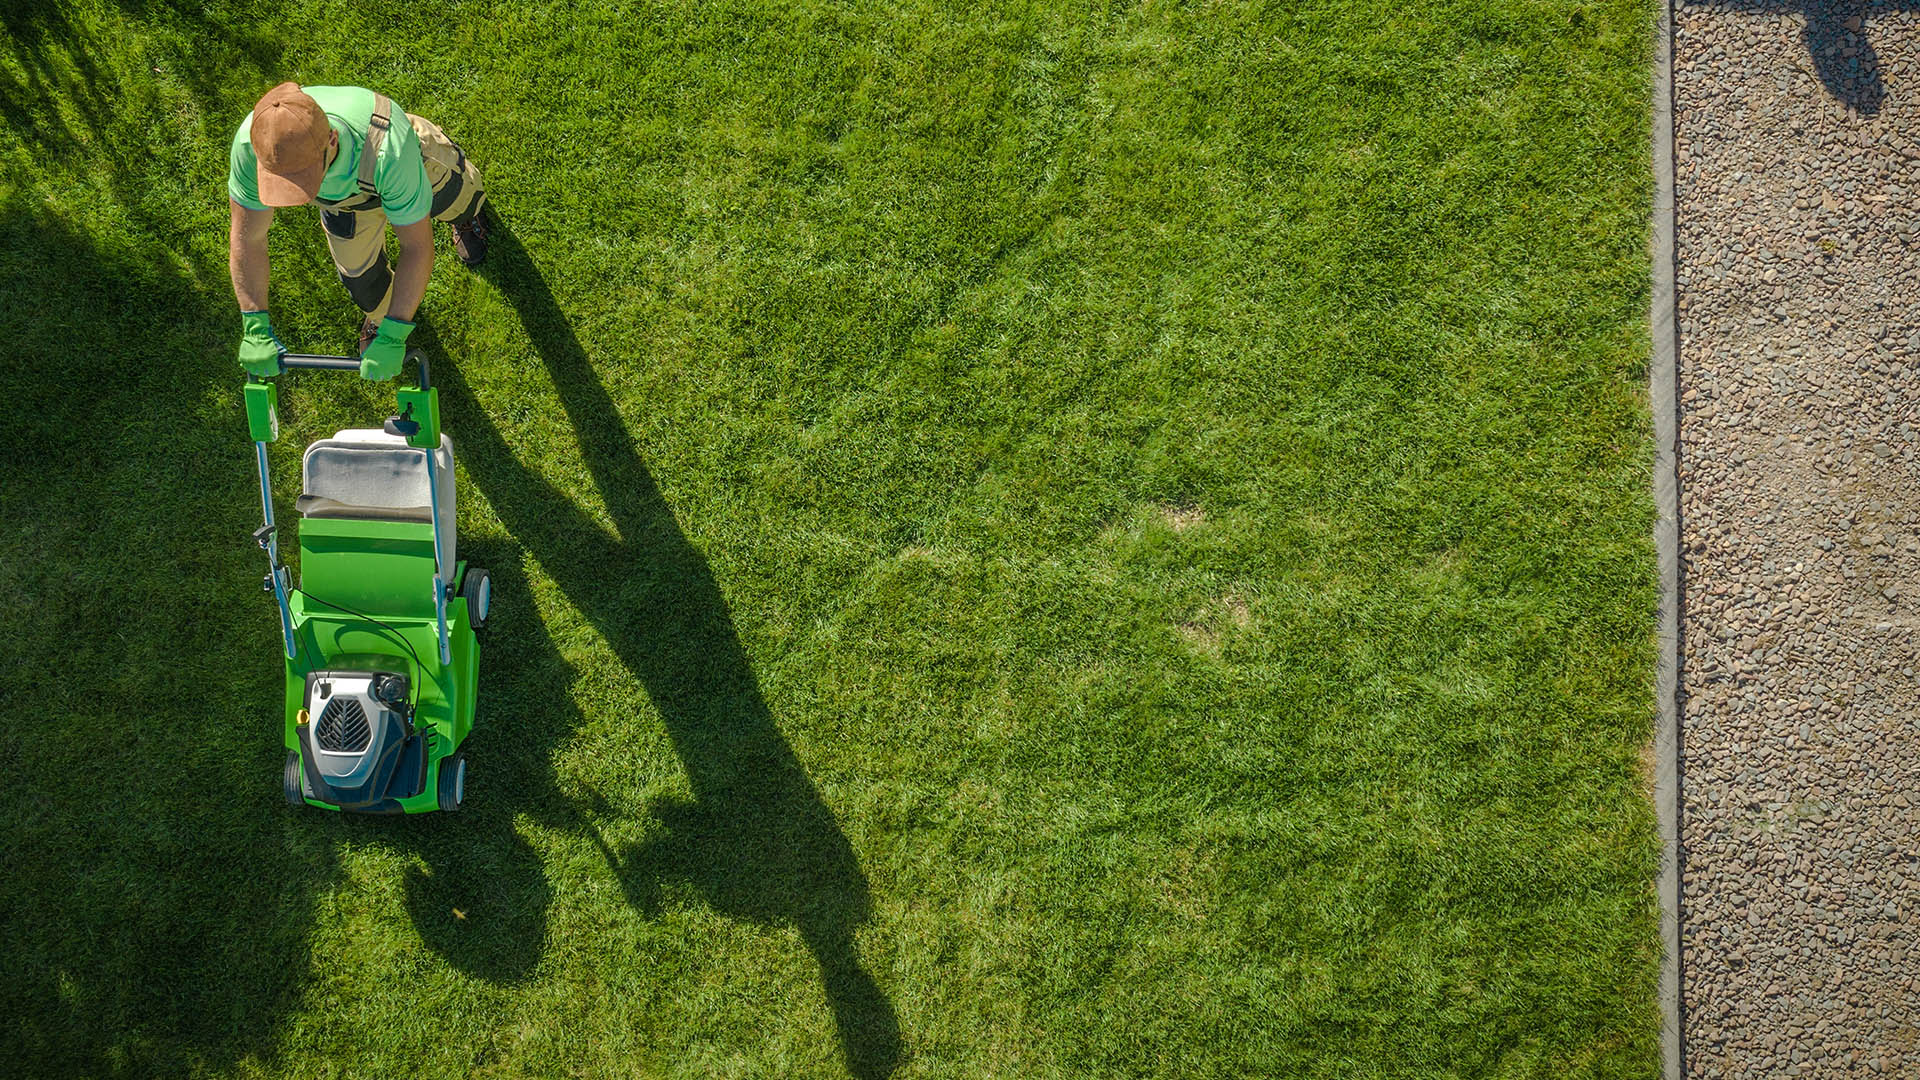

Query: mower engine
292,670,426,811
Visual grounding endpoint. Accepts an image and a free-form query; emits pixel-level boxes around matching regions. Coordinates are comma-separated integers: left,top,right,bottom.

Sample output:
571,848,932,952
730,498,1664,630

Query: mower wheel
284,751,306,807
462,568,492,629
437,753,467,813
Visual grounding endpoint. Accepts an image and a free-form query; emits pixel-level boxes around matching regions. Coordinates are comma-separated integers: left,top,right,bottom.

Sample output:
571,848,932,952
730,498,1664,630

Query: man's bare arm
229,200,274,310
387,217,436,322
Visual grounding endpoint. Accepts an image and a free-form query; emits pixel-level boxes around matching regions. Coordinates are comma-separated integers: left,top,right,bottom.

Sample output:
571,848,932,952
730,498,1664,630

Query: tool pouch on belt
315,93,395,227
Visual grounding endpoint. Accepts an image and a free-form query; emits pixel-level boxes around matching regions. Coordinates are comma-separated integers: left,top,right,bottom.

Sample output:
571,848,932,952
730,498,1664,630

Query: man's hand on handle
239,310,283,377
360,317,414,381
228,199,428,383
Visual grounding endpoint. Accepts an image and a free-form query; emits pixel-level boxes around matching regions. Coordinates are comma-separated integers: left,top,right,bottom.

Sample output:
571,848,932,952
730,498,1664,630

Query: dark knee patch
339,257,393,312
429,167,467,219
322,209,357,240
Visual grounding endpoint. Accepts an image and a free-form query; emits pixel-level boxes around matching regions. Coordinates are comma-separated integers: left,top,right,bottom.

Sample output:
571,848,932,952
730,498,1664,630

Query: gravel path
1675,3,1920,1075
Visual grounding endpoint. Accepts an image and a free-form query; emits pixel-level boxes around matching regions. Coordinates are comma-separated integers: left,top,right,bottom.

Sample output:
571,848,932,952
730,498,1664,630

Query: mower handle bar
277,349,432,389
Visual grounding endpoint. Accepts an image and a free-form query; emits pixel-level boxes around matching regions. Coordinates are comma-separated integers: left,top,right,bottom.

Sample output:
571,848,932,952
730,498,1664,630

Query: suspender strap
356,94,393,197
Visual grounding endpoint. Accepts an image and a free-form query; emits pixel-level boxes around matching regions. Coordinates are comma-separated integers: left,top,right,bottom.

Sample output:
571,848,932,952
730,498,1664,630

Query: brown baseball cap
251,82,330,206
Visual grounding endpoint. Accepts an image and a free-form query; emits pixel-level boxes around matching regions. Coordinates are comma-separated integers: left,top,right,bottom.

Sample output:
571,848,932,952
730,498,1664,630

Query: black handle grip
276,349,431,388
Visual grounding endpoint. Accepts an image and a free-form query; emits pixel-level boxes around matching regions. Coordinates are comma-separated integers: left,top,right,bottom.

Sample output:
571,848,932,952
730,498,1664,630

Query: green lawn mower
244,347,488,814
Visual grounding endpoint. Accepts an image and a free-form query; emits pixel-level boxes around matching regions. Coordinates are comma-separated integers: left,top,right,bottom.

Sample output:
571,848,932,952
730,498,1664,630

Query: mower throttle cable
291,587,429,712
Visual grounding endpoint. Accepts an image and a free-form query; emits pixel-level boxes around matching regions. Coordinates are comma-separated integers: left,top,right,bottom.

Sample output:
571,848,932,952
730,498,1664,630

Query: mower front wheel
462,568,491,630
437,753,467,813
283,751,306,807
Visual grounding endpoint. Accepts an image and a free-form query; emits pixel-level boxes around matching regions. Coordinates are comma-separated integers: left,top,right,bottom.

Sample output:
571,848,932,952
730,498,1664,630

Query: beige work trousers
319,112,486,323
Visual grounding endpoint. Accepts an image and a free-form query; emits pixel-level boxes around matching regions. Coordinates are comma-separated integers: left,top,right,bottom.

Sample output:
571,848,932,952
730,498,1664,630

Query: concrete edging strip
1650,0,1683,1075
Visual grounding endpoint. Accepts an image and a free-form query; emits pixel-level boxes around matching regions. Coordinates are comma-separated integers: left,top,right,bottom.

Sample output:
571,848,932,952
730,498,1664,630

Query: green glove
360,317,414,382
238,310,282,378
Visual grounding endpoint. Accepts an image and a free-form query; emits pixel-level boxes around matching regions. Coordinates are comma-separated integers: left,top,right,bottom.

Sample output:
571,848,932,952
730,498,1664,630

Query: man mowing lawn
226,81,490,381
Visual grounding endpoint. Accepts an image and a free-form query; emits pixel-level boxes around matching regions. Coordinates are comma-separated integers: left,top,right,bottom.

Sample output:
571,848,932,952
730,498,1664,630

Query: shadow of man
419,223,902,1079
1682,0,1920,116
1803,0,1886,114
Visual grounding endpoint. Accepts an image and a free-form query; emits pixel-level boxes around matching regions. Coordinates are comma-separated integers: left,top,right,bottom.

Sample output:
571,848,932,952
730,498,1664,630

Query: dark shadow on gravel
1803,0,1889,113
1684,0,1920,116
419,222,903,1079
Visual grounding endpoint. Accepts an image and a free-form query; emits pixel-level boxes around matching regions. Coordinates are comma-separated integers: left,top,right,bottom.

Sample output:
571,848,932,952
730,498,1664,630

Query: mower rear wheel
462,568,491,629
283,751,306,807
437,753,467,813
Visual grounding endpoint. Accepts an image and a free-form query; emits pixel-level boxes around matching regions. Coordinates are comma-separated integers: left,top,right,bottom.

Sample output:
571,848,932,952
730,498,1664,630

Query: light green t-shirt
227,85,432,226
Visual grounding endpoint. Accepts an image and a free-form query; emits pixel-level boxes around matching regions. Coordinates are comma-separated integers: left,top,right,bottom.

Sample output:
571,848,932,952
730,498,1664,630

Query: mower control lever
384,402,420,438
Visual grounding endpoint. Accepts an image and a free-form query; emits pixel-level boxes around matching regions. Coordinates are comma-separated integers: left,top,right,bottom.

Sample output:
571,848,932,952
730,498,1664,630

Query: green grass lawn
0,0,1659,1076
